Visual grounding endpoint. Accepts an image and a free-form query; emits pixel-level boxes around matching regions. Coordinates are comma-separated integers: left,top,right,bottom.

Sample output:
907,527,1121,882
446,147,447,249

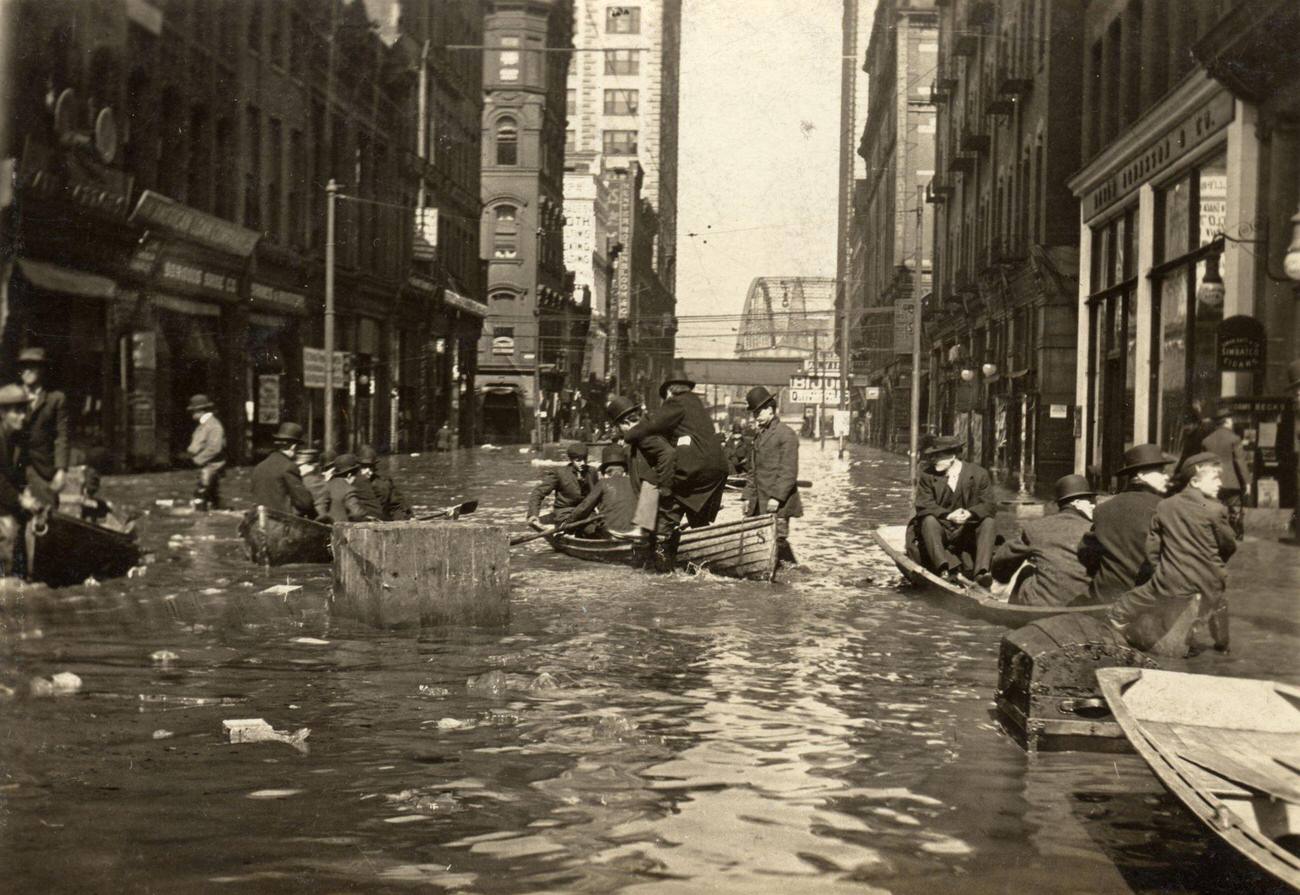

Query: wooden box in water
996,613,1156,753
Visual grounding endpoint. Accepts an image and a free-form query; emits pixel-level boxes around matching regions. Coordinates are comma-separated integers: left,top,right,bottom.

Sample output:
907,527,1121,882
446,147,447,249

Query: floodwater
1,444,1296,894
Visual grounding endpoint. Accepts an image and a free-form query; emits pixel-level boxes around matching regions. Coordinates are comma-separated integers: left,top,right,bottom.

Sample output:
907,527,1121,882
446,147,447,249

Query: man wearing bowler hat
17,347,69,502
907,435,997,585
569,443,639,534
604,395,677,547
185,394,226,510
250,422,317,517
527,441,600,531
321,452,378,523
1200,404,1249,539
743,386,802,565
1078,443,1174,603
295,446,331,519
993,474,1096,607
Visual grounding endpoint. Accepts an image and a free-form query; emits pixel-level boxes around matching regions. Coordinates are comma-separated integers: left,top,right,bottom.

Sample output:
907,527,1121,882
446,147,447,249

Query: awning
18,259,118,300
443,289,488,318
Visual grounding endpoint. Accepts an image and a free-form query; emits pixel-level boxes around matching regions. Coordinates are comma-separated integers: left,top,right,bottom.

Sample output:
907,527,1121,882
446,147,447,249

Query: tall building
835,0,877,353
475,0,582,444
925,0,1085,495
735,277,837,361
856,0,938,451
563,149,612,385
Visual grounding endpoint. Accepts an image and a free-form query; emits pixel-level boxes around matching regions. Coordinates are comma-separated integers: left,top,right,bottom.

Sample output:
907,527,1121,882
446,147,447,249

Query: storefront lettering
23,168,129,217
250,282,306,313
161,260,238,297
1216,315,1265,373
130,190,261,256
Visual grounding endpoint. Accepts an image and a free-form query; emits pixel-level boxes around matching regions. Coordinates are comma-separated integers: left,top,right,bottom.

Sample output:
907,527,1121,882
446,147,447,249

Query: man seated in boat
568,444,638,536
604,396,677,545
526,442,599,532
296,447,331,520
742,386,801,566
0,384,41,577
251,422,318,518
992,474,1095,606
1077,443,1173,604
320,453,381,523
76,468,137,535
358,445,412,521
906,435,997,586
1108,452,1235,654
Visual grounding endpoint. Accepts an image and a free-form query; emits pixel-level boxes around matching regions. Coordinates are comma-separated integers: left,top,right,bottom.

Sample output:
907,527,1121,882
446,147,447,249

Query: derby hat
658,376,695,399
1117,443,1174,475
294,446,321,463
745,386,777,413
271,422,305,444
566,441,590,461
599,444,628,469
1179,451,1221,477
0,384,29,407
923,435,963,457
606,395,639,423
17,347,49,366
356,444,379,465
329,452,362,477
186,393,215,413
1054,474,1095,504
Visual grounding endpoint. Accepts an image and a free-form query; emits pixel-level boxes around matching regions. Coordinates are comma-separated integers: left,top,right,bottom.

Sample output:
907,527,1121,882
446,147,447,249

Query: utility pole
839,284,851,459
324,179,338,456
909,185,924,486
815,330,825,449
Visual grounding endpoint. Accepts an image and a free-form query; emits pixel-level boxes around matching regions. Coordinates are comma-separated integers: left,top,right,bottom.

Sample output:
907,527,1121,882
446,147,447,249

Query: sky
674,0,844,358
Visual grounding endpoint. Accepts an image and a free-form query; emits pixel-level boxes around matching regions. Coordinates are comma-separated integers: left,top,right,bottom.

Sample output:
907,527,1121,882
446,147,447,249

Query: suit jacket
527,463,599,519
914,460,996,523
0,427,26,515
1201,426,1250,491
24,388,69,480
302,471,331,518
745,420,802,519
627,435,676,496
625,392,728,512
994,506,1093,606
187,415,226,467
1079,483,1163,601
323,476,373,523
371,473,412,520
1126,487,1237,604
250,451,316,517
571,472,638,531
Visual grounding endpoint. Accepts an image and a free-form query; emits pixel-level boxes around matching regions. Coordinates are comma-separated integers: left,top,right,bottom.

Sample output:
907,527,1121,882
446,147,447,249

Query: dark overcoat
1201,426,1250,491
352,475,385,520
527,463,599,519
744,420,802,519
571,473,638,531
0,427,26,515
25,388,69,481
1079,483,1162,601
250,451,317,516
627,434,676,495
371,472,412,520
323,477,371,523
625,392,728,513
1126,487,1237,604
914,461,996,522
993,505,1093,606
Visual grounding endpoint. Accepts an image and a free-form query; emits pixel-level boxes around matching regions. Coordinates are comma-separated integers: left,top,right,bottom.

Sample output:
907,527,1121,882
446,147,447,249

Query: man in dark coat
17,347,69,500
0,385,36,576
296,447,331,519
742,386,802,565
606,396,677,547
1201,406,1249,539
623,377,729,527
1109,452,1236,653
1078,443,1172,603
358,444,412,520
570,444,638,534
527,442,599,528
907,435,997,585
250,422,316,517
321,453,379,523
993,474,1095,607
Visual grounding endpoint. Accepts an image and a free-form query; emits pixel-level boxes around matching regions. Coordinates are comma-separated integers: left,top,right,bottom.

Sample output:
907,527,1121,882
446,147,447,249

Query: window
493,241,518,259
603,89,639,115
1085,209,1137,487
565,129,576,153
495,205,517,224
289,129,305,246
267,117,282,239
606,6,641,33
187,105,209,211
604,49,639,75
495,118,517,165
244,105,261,229
498,35,519,82
603,129,637,156
566,88,576,117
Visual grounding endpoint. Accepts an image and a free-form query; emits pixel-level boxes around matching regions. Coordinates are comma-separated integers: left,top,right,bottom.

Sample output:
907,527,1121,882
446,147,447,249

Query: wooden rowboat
547,514,779,581
1097,668,1300,889
870,523,1108,626
25,511,141,587
238,506,332,566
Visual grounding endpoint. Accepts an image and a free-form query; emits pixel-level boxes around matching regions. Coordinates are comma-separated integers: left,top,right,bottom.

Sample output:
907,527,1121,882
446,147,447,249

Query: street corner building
0,0,489,472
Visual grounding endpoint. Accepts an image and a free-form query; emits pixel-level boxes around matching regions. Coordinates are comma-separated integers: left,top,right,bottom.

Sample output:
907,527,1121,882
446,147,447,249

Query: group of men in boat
907,433,1238,652
525,377,802,567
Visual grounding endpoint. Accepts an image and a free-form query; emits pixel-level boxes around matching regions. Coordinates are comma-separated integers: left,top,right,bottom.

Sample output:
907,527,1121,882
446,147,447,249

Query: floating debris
29,672,82,697
223,718,311,754
290,636,329,645
152,729,174,740
435,718,472,731
262,584,302,597
150,650,179,667
418,685,450,697
247,789,303,799
466,670,563,697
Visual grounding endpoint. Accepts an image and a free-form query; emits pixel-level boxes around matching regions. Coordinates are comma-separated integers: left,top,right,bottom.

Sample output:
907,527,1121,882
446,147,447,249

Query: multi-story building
925,0,1085,495
835,0,876,364
1,0,486,470
1069,0,1300,507
563,150,612,387
735,277,837,361
475,0,582,444
855,0,938,452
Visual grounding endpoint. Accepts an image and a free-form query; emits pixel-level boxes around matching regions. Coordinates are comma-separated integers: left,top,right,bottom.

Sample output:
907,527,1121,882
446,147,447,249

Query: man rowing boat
569,444,638,535
527,442,599,531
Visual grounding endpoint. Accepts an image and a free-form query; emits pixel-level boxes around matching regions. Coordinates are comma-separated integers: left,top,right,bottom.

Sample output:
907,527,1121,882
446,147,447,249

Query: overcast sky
674,1,843,358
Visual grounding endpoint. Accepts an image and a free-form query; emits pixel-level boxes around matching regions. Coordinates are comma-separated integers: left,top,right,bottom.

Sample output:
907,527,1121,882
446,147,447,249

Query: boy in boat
250,422,317,518
1200,405,1249,540
1077,443,1173,603
527,442,599,531
17,348,69,505
907,435,997,586
992,474,1095,606
321,453,381,523
185,394,226,511
1108,452,1236,653
604,396,677,548
296,447,331,519
742,386,802,566
569,444,638,535
358,445,412,521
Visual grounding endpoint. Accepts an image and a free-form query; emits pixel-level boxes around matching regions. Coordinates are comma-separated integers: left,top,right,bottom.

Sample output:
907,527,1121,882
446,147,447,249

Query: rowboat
238,505,332,565
870,523,1109,626
1097,668,1300,889
547,513,779,581
25,511,141,587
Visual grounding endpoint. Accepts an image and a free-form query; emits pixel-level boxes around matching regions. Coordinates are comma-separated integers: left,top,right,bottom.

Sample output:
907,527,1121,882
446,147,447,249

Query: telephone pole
909,185,924,486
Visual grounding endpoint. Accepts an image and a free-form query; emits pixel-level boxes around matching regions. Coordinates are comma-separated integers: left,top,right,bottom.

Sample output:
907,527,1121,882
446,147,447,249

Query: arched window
492,204,518,258
496,118,517,165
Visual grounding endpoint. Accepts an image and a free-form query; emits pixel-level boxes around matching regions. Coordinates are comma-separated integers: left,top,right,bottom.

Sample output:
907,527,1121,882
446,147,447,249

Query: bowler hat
1054,474,1095,505
294,446,321,463
566,442,590,461
600,444,627,469
186,394,215,413
16,347,48,366
271,422,305,444
658,376,695,399
0,384,29,407
1289,358,1300,389
1118,443,1175,475
745,386,777,413
329,452,362,477
356,444,379,466
924,435,963,457
606,395,639,423
1179,451,1222,477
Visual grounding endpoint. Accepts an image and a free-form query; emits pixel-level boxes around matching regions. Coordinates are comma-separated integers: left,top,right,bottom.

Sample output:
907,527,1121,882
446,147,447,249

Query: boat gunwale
546,514,778,581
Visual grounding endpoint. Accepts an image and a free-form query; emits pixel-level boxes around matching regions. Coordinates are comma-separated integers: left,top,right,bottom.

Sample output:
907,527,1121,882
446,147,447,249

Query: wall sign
130,189,260,256
1217,315,1265,372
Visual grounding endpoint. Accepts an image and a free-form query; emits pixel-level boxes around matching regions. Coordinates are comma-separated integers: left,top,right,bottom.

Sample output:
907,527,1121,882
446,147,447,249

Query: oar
416,499,478,521
509,513,604,546
725,478,813,491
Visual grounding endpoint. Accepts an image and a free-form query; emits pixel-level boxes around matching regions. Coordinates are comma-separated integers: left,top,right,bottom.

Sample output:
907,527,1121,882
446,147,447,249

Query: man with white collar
742,386,802,566
1078,443,1173,603
17,347,68,502
908,435,997,586
185,394,226,511
993,474,1096,606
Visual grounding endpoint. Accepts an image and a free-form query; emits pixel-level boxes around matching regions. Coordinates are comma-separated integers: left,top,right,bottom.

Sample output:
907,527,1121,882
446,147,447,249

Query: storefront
247,275,308,458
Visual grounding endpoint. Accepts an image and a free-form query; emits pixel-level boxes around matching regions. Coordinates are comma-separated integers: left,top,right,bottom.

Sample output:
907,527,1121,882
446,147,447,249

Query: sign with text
862,386,881,400
893,299,915,356
789,388,841,405
131,189,260,256
302,348,351,389
1217,315,1265,372
257,375,281,424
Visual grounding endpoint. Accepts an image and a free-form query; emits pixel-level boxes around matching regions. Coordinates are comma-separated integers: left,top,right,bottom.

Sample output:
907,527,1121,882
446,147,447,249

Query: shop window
496,118,518,166
1085,209,1137,487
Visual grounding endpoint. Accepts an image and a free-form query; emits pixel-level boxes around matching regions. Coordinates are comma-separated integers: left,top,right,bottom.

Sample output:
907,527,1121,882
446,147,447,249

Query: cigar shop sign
1217,315,1265,373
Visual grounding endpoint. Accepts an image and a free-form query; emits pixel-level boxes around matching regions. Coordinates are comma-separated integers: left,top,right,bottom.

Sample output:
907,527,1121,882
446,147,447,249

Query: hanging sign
1216,315,1265,372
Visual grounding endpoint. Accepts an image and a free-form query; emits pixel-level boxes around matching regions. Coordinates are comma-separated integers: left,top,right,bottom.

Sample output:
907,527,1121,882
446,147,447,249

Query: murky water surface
1,445,1296,893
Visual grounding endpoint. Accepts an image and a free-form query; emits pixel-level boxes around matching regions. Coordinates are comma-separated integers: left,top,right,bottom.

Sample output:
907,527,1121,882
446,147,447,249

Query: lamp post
324,179,338,456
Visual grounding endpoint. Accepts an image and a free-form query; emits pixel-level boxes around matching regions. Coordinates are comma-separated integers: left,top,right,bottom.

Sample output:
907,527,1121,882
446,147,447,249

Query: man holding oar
527,442,599,532
568,444,638,536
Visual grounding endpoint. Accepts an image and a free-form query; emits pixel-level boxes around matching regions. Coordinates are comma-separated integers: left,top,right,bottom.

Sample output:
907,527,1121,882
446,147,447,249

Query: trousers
917,514,996,576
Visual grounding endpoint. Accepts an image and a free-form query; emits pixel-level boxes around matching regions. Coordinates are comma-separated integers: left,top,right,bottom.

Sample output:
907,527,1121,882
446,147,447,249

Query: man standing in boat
1078,443,1173,603
186,394,226,511
742,386,801,566
604,396,677,553
250,422,317,518
907,436,997,586
569,443,638,535
17,348,68,505
358,445,412,521
527,442,599,531
320,453,379,523
992,474,1095,606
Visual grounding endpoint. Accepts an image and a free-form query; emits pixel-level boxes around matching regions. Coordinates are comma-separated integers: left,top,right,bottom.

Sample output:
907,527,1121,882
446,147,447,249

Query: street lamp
324,179,338,455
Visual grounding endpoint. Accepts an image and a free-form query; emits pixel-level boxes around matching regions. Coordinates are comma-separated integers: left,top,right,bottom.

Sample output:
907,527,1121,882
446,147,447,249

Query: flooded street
2,444,1297,894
